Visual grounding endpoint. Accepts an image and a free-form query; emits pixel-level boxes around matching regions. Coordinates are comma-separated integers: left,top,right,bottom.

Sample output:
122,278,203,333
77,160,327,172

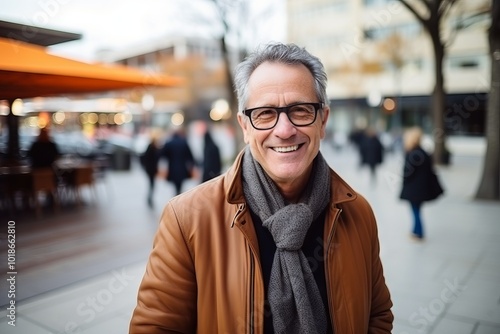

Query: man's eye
290,105,314,113
254,109,276,118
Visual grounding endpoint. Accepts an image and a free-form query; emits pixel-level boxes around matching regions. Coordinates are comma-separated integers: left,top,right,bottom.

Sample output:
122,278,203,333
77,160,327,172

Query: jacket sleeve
129,204,197,333
368,208,394,333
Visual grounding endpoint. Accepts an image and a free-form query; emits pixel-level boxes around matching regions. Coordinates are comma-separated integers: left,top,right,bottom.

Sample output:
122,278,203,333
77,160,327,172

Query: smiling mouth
272,144,300,153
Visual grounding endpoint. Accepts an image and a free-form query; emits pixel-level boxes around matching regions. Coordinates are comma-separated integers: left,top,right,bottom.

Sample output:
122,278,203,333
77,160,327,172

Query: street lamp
11,98,24,116
210,99,230,121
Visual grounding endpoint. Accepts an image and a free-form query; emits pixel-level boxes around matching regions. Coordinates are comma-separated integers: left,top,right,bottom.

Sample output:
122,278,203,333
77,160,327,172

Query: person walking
130,42,393,333
140,134,160,208
201,129,222,182
360,127,384,183
158,128,195,196
349,125,367,168
400,126,444,241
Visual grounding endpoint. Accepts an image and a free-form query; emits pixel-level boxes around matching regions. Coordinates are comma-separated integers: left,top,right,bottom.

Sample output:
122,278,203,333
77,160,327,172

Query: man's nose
273,112,296,137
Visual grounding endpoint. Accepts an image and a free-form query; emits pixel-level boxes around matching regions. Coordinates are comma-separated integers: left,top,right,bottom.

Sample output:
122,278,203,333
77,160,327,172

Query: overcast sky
1,0,285,62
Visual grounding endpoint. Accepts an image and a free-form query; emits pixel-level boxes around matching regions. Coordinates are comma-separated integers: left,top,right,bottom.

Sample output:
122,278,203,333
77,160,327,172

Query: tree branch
398,0,429,27
438,0,458,18
422,0,433,11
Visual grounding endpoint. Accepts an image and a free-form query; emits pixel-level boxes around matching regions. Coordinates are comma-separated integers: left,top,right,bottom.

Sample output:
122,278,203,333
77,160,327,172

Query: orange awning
0,37,183,100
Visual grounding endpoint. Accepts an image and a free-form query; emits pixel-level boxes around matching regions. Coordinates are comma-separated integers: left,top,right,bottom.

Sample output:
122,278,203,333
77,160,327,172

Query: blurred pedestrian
28,127,60,168
140,133,160,208
27,127,60,208
348,126,366,167
159,127,195,195
360,127,384,183
202,129,222,182
399,127,444,241
130,42,393,333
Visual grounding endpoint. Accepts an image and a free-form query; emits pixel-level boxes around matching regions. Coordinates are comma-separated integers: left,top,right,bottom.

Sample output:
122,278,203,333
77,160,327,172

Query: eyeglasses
243,102,323,130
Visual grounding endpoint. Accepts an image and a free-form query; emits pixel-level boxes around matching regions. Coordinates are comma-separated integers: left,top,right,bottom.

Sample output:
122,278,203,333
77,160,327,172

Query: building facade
286,0,491,137
99,36,231,129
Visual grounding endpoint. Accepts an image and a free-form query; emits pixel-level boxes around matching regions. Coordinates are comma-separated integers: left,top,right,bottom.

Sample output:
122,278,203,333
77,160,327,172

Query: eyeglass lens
250,103,318,129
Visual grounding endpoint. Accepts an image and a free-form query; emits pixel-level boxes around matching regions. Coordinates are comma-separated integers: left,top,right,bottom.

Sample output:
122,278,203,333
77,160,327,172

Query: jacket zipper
230,204,255,333
249,252,255,334
326,207,342,334
231,203,245,228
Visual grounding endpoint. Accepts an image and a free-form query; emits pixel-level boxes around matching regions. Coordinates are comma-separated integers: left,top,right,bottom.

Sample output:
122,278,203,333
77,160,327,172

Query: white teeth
273,145,299,153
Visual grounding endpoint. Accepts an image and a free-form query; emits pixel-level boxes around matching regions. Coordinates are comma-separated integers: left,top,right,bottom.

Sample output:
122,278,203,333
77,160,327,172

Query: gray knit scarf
242,146,331,334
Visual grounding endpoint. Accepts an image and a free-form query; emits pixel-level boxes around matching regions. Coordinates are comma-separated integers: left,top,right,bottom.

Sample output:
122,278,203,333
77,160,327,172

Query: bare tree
174,0,250,152
397,0,460,165
210,0,248,152
475,0,500,201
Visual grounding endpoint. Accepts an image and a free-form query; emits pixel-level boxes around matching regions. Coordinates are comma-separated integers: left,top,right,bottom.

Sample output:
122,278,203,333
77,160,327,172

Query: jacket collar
225,148,358,206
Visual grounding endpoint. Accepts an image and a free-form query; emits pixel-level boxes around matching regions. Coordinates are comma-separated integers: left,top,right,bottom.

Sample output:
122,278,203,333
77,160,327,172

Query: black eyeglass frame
243,102,324,130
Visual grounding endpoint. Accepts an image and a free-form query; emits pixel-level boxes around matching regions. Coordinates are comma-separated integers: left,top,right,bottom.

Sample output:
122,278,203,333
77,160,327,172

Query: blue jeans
410,201,424,238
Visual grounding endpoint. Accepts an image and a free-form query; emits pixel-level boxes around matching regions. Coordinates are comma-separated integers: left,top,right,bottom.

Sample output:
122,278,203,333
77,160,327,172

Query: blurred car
0,130,105,162
1,130,143,171
52,132,105,160
97,134,135,171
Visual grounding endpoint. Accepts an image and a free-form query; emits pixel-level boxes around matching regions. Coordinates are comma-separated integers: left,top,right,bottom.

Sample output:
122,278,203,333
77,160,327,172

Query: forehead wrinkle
246,64,316,109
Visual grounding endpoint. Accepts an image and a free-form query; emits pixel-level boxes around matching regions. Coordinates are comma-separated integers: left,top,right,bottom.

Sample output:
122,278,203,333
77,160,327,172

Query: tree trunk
432,40,447,165
219,37,245,155
475,0,500,200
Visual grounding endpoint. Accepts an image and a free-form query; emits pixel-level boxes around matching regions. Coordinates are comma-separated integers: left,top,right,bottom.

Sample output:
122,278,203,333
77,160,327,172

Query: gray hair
233,43,328,113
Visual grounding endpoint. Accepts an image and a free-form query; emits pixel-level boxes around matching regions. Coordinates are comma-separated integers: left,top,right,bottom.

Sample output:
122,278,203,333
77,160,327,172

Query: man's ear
237,113,250,144
320,106,330,139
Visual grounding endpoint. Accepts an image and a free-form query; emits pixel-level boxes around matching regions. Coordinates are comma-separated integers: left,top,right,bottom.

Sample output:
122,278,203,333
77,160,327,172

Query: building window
364,23,421,41
363,0,393,7
448,55,484,69
292,0,349,19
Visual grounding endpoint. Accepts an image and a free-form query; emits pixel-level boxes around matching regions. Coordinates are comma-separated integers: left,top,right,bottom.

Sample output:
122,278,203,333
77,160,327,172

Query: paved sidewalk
1,142,499,334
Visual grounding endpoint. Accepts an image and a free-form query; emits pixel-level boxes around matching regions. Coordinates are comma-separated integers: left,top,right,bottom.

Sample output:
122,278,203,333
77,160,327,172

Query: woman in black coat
400,127,443,240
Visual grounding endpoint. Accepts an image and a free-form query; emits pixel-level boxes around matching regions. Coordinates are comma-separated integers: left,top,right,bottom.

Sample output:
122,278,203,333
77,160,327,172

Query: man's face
237,61,329,186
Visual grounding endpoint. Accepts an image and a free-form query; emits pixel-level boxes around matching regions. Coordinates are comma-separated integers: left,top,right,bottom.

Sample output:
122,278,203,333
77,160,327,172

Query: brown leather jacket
130,150,393,333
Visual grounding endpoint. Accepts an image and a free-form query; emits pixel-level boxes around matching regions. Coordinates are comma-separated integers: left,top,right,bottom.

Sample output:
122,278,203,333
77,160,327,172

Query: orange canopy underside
0,37,183,100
